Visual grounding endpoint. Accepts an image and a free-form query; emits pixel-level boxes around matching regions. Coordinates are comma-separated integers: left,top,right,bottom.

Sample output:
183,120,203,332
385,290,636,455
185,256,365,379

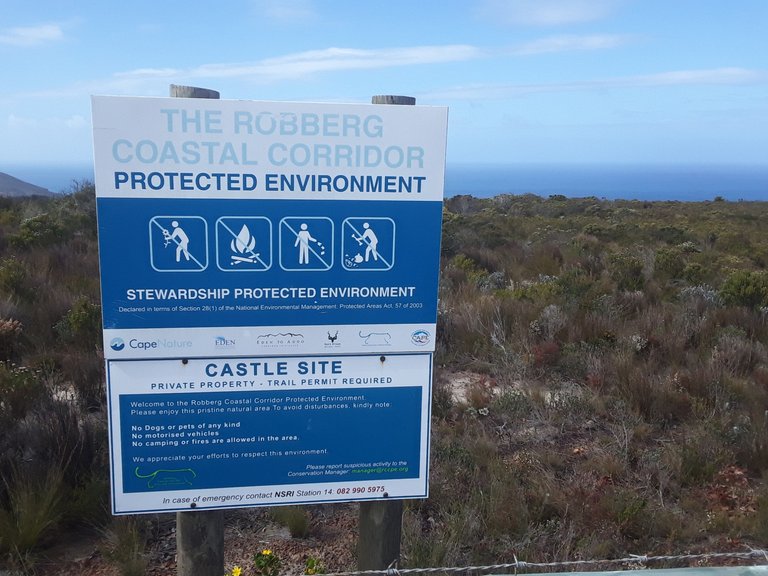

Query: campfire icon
215,217,272,272
230,224,259,265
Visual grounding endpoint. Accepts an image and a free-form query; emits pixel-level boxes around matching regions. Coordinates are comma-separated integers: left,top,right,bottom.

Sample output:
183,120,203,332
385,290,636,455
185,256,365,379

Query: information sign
92,95,447,514
108,354,431,514
92,96,448,359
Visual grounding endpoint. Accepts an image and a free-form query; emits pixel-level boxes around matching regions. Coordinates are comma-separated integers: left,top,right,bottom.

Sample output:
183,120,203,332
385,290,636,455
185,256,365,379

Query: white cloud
116,45,483,83
7,113,38,128
252,0,316,23
6,113,86,130
513,34,632,55
629,68,764,86
479,0,620,26
116,67,182,79
424,68,767,100
0,23,64,47
63,115,87,129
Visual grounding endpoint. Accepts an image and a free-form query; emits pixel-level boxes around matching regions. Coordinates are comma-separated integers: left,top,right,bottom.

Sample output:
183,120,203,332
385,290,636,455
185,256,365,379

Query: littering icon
279,217,333,271
295,223,326,264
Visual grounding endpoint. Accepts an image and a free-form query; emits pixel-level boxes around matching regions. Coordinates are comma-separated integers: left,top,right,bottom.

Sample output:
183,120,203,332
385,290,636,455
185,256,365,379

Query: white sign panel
107,353,431,514
92,96,448,359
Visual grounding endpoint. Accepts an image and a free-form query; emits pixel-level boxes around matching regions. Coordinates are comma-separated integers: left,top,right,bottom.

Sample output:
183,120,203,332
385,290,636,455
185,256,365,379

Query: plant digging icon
231,224,259,265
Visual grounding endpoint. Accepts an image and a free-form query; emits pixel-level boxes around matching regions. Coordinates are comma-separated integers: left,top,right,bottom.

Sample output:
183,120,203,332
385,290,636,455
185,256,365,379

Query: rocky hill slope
0,171,54,197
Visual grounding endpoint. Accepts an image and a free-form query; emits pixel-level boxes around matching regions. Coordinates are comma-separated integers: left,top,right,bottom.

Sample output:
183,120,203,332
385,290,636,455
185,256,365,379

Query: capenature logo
110,337,125,351
411,330,430,346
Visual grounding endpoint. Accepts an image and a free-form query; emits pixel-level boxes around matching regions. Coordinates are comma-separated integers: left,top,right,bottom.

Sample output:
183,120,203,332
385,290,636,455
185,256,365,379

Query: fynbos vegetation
3,186,768,571
410,194,768,565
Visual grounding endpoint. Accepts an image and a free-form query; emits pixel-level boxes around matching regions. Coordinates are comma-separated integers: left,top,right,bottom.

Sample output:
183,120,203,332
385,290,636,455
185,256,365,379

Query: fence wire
323,549,768,576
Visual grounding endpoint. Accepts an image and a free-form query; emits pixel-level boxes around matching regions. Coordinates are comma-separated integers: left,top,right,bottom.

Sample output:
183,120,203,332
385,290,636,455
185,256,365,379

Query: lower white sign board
107,353,431,514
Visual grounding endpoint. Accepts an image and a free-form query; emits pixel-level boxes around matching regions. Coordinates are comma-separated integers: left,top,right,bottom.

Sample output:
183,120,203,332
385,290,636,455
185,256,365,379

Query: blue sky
2,0,767,169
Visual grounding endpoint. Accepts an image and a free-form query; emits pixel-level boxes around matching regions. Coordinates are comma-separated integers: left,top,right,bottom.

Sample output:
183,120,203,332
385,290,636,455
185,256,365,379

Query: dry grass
414,194,768,567
4,188,768,570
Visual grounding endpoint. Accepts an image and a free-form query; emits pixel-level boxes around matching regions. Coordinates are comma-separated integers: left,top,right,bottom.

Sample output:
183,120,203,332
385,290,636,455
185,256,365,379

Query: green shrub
0,364,47,422
0,318,23,362
555,268,595,304
509,277,561,302
675,429,731,487
54,296,102,349
450,254,487,286
655,247,685,280
0,467,65,566
653,225,690,245
101,516,148,576
9,212,65,248
682,262,705,284
719,270,768,308
0,257,32,302
609,251,645,291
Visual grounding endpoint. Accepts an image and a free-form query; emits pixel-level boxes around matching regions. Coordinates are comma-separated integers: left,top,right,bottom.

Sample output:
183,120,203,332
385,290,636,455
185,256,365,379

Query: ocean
445,163,768,202
3,162,767,202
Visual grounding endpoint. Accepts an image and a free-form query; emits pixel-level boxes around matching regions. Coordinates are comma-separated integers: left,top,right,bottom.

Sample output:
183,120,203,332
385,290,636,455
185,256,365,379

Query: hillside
2,187,768,574
0,171,54,197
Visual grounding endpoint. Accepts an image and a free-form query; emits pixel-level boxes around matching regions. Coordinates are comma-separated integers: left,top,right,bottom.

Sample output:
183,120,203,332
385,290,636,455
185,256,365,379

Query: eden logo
110,337,125,351
215,336,235,348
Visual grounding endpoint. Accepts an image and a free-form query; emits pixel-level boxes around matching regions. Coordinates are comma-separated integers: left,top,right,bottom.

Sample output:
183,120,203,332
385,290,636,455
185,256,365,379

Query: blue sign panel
97,198,442,330
121,387,421,493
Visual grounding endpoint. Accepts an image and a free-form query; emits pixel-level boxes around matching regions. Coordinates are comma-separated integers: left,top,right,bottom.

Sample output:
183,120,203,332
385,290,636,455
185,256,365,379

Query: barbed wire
323,549,768,576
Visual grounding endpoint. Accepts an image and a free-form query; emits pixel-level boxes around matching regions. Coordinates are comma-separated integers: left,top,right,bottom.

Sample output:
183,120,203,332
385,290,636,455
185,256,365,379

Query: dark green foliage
652,225,691,245
9,212,65,248
0,256,31,302
682,262,705,284
609,251,645,291
54,296,102,349
0,364,47,422
655,247,686,280
720,270,768,308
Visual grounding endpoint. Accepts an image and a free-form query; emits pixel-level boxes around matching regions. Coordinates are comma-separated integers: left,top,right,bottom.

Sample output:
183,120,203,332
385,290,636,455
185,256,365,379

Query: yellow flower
232,567,242,576
262,549,273,556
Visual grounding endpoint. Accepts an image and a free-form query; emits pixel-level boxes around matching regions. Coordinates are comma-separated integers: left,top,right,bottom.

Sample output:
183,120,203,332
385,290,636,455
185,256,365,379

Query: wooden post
176,510,225,575
358,499,404,570
371,95,416,106
170,84,220,99
172,84,225,576
357,93,415,572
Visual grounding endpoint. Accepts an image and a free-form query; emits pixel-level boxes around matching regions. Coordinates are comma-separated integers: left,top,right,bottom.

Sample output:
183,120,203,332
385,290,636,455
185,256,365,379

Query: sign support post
171,84,225,576
357,94,415,572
